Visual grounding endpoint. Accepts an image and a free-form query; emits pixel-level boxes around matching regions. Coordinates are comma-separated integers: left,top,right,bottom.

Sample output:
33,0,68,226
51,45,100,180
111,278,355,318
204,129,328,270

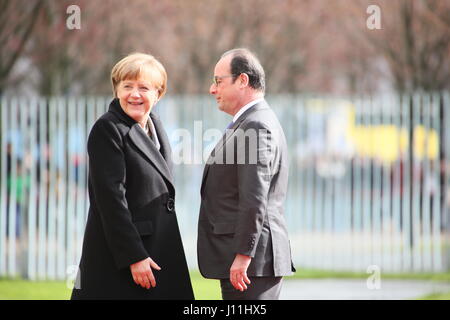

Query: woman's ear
157,90,162,102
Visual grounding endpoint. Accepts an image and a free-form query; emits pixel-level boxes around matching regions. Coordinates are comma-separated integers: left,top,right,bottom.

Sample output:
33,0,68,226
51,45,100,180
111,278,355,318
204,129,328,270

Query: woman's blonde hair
111,52,167,98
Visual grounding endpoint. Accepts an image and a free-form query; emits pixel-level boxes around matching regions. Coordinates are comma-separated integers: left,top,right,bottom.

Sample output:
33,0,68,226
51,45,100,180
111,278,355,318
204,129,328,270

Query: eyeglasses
212,75,235,86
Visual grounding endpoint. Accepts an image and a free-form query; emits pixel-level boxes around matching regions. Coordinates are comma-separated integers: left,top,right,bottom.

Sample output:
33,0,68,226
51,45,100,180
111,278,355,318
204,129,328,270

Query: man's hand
229,254,252,291
130,257,161,289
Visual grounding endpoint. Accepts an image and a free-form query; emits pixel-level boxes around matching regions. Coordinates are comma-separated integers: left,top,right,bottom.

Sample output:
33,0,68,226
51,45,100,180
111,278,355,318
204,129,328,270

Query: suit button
166,198,175,212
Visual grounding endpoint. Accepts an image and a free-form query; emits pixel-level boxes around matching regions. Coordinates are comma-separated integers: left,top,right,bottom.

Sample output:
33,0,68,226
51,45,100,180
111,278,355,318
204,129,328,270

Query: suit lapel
200,100,270,195
214,100,269,156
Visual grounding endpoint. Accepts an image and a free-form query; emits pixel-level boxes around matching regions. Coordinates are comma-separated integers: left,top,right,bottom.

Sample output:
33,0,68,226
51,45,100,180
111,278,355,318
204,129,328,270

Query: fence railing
0,93,449,280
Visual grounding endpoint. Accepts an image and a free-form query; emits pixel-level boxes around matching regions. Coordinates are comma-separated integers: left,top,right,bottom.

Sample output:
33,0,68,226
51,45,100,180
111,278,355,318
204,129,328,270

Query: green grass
0,278,71,300
190,270,222,300
1,269,449,300
420,292,450,300
288,268,450,282
0,271,221,300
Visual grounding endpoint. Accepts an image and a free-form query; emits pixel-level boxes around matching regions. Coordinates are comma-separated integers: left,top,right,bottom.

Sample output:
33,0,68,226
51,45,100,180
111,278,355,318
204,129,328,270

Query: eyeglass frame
212,74,238,86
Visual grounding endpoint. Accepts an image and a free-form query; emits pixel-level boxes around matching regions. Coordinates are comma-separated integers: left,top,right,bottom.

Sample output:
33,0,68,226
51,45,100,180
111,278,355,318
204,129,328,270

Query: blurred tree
0,0,44,94
1,0,448,95
338,0,450,93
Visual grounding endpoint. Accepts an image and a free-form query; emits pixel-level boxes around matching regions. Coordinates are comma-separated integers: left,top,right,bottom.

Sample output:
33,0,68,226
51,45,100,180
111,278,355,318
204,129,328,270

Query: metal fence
0,93,449,280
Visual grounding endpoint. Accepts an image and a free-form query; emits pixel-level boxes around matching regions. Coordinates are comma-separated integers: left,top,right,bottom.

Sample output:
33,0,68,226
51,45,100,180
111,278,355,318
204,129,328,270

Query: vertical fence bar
371,96,382,270
343,102,353,271
75,97,87,263
422,94,432,271
295,96,306,267
292,97,302,250
0,96,8,277
297,97,305,267
389,95,397,271
362,96,372,270
430,92,442,271
380,95,391,272
442,92,450,271
56,97,67,279
309,101,318,269
317,105,326,270
323,101,333,270
411,94,422,271
18,97,28,277
401,94,412,271
7,97,18,277
66,97,73,272
392,94,402,272
47,97,57,279
351,97,362,271
37,98,48,279
66,97,76,272
304,99,314,268
27,97,38,280
392,94,401,272
349,98,355,271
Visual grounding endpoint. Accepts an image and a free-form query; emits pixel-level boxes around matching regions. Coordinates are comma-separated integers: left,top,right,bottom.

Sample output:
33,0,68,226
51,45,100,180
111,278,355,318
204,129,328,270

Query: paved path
280,279,450,300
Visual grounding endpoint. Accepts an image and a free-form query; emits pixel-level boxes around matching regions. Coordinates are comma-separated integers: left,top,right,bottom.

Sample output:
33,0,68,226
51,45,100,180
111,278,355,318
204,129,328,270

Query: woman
71,53,194,300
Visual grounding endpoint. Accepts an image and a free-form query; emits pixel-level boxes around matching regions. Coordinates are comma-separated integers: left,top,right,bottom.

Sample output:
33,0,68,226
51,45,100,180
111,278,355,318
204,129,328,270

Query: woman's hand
130,257,161,289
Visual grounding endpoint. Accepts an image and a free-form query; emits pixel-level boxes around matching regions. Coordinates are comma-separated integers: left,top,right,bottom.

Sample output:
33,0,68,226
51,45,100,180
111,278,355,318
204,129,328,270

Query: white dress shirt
142,117,160,150
233,98,264,123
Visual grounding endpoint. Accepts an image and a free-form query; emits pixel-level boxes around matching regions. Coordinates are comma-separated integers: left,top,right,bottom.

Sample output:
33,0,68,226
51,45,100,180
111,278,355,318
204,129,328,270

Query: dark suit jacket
71,98,194,300
197,100,295,279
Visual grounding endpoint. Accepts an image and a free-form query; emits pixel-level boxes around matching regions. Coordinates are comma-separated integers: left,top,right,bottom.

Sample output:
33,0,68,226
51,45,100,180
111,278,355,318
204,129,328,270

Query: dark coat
71,99,194,300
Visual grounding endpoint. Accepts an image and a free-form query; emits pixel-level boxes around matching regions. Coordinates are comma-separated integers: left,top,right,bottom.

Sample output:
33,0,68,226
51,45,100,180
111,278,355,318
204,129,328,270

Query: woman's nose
130,88,140,97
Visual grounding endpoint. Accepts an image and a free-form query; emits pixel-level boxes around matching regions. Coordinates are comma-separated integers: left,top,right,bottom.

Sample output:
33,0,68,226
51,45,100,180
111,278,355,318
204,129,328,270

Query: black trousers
220,277,283,300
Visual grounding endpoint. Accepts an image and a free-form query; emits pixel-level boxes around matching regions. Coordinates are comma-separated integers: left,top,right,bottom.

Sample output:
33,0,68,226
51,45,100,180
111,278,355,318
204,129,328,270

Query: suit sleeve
234,121,276,257
87,119,149,269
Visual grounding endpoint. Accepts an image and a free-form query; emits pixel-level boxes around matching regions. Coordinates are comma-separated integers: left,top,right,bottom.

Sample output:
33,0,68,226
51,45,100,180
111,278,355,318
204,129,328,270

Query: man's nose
210,84,217,95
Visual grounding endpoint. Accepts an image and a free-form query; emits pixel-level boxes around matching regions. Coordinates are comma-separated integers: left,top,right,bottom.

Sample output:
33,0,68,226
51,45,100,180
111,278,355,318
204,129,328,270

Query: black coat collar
108,98,137,126
108,98,174,190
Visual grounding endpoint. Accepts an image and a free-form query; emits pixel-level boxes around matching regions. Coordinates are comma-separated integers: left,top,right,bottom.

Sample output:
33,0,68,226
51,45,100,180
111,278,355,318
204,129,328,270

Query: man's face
209,55,241,116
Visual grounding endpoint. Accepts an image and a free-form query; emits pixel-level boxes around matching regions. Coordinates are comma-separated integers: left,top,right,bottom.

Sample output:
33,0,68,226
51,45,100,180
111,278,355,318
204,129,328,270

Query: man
197,48,295,300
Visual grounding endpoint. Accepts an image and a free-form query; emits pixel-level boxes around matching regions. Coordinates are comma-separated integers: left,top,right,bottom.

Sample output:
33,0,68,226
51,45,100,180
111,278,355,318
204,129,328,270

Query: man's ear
239,73,250,88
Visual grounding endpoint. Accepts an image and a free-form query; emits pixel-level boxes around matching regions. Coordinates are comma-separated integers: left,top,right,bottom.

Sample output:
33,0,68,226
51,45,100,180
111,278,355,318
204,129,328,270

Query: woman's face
116,77,160,126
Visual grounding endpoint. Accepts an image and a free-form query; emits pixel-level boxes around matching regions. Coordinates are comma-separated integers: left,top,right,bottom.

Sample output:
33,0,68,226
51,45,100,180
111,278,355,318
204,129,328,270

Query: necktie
225,121,234,130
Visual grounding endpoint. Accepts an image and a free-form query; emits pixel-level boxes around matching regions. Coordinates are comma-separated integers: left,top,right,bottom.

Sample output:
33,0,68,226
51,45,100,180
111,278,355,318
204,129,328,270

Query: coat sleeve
87,118,149,269
233,121,276,257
